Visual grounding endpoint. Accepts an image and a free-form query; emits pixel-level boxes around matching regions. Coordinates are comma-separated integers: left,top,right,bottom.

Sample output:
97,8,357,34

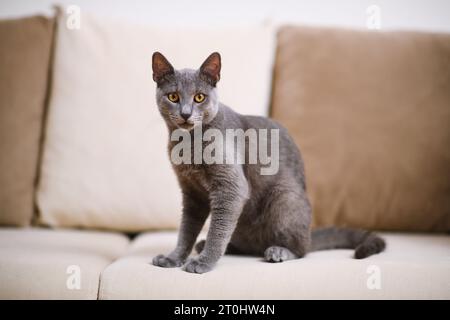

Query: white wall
0,0,449,32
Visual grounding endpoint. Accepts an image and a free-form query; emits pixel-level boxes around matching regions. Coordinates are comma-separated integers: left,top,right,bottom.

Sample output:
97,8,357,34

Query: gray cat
151,52,385,274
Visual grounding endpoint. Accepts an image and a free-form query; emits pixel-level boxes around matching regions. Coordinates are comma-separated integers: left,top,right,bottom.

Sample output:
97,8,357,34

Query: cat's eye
167,92,179,103
194,93,205,103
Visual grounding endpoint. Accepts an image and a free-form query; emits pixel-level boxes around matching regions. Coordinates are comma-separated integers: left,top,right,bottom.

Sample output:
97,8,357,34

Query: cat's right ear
152,52,174,84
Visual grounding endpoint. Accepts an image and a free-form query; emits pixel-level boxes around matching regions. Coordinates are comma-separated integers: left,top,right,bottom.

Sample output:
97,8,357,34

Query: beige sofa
0,10,449,300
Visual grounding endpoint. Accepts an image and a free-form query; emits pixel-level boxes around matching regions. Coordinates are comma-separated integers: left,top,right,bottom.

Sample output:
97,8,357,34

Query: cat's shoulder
220,103,284,130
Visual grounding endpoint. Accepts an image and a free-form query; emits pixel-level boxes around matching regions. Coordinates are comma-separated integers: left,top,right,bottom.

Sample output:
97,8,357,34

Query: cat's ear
152,52,174,84
200,52,221,86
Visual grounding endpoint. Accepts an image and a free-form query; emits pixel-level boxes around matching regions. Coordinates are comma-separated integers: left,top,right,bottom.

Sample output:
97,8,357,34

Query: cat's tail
310,227,386,259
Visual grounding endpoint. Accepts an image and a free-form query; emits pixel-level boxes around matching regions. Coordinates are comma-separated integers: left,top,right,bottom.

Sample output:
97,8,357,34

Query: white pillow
37,9,275,231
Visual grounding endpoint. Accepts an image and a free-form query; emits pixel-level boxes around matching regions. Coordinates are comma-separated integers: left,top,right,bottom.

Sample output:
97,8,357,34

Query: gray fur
151,52,385,274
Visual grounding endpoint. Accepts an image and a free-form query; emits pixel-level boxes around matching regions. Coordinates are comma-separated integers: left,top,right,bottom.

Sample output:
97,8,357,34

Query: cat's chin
177,122,195,131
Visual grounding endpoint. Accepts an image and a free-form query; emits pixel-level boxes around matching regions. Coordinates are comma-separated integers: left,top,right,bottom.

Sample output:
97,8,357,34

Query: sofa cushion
0,228,129,299
0,16,55,226
271,26,450,232
99,231,450,299
36,8,275,232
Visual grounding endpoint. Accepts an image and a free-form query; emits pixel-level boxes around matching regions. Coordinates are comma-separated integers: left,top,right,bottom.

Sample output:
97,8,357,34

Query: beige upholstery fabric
99,231,450,299
271,26,450,232
0,228,129,299
0,16,54,226
36,9,275,232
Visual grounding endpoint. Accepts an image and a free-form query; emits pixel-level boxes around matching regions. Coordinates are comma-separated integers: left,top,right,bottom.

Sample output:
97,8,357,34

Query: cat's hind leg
258,187,312,262
194,240,206,254
264,246,298,263
194,240,204,253
195,239,242,255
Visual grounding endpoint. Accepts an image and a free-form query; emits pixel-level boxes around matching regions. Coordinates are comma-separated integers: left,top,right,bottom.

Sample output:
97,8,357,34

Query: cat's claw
152,254,184,268
183,257,214,274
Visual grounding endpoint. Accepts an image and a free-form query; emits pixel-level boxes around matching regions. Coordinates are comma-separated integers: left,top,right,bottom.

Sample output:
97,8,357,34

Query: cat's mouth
176,116,203,130
169,116,194,130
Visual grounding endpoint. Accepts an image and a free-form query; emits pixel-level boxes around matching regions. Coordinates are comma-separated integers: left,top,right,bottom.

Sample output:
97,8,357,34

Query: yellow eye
168,92,179,103
194,93,205,103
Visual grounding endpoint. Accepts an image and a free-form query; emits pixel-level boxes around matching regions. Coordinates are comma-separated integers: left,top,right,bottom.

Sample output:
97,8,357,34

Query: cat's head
152,52,221,130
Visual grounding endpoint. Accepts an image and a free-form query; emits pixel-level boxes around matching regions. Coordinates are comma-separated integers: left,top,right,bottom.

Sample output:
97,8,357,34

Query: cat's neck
204,102,225,129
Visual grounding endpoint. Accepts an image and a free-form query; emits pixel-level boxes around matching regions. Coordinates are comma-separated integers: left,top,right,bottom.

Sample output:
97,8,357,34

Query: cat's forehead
175,68,198,86
159,68,211,93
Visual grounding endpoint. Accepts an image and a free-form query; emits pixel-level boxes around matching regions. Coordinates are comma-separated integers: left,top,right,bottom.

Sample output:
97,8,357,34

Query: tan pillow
36,9,275,232
0,16,55,226
271,26,450,232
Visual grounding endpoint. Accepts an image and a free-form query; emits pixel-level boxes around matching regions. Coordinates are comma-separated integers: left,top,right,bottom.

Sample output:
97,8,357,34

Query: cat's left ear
200,52,221,86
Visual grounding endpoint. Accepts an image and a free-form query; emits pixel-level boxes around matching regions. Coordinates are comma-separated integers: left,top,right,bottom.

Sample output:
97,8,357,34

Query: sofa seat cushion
99,231,450,299
0,228,129,299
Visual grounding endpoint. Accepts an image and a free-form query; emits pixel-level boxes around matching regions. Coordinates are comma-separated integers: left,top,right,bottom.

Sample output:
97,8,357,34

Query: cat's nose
180,105,192,121
180,112,191,121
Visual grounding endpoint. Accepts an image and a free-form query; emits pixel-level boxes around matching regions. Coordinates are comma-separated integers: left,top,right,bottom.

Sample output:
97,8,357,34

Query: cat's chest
173,163,211,193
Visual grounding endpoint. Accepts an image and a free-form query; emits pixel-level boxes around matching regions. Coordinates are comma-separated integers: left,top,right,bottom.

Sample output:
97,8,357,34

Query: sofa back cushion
0,16,55,226
36,9,274,231
271,26,450,232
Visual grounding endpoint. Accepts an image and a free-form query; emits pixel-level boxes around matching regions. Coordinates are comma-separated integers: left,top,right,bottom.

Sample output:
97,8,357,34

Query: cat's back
230,107,302,161
219,103,282,130
222,104,306,188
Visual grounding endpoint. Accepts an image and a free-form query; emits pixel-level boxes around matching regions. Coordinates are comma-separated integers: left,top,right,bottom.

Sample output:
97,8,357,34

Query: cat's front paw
183,257,214,274
152,254,184,268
